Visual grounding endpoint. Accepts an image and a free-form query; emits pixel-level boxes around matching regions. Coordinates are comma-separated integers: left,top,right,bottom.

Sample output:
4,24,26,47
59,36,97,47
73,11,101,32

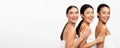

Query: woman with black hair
60,5,90,48
76,4,105,48
96,3,117,48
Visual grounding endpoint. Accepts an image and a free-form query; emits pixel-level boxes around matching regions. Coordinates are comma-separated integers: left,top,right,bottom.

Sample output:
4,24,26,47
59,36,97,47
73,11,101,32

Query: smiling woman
95,3,117,48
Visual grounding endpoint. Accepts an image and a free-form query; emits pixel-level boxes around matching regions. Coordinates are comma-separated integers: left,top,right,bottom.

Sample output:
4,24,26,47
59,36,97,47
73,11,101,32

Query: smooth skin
95,7,110,48
78,8,105,48
63,7,89,48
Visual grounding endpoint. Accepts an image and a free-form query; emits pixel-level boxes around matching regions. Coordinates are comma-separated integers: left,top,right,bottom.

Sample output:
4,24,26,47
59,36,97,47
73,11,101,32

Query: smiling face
82,8,94,24
66,7,79,24
98,7,110,23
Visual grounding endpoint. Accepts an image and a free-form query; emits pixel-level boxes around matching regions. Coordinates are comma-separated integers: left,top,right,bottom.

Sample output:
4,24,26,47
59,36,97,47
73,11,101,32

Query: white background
0,0,120,48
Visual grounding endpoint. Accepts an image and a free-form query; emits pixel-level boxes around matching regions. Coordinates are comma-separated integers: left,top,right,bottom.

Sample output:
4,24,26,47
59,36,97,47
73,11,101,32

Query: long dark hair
76,4,93,35
60,5,78,40
97,3,110,18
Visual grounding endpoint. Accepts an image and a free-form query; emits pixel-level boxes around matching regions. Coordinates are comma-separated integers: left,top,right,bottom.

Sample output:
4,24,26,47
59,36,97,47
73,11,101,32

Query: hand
79,27,91,40
96,34,105,43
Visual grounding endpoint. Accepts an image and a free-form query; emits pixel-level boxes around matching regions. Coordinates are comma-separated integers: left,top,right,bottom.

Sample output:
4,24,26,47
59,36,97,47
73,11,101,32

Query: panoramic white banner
0,0,120,48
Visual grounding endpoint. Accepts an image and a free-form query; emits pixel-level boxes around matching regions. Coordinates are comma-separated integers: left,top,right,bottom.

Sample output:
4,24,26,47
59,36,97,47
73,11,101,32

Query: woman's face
82,8,94,24
98,7,110,23
67,7,79,24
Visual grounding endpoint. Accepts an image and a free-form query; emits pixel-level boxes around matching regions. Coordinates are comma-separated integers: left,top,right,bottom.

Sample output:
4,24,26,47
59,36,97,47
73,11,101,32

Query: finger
98,34,102,37
85,27,89,31
102,35,105,39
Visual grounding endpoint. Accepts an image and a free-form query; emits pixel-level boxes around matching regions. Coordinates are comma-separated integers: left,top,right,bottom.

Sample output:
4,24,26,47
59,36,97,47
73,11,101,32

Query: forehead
84,8,93,12
68,7,78,12
100,7,110,12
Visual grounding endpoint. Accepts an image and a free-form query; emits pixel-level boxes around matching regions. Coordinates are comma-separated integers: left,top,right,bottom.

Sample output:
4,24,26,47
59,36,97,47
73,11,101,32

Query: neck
98,21,106,25
82,21,90,27
68,21,75,27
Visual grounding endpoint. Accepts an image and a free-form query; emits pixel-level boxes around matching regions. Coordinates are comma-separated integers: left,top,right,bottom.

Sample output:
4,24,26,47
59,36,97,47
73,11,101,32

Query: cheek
93,16,94,19
84,15,89,19
83,16,88,21
69,16,74,21
100,14,104,18
92,15,94,18
76,15,79,19
108,16,110,19
100,16,103,19
68,15,72,18
67,15,71,20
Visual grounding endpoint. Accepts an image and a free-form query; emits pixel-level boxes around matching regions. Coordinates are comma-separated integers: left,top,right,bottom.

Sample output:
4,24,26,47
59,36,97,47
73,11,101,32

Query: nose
90,13,94,17
73,13,78,17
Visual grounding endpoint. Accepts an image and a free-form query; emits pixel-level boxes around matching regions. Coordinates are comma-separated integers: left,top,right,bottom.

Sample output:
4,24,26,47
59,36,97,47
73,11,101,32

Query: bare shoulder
80,24,86,32
65,26,76,44
65,26,76,38
78,24,86,36
67,26,76,35
95,25,106,36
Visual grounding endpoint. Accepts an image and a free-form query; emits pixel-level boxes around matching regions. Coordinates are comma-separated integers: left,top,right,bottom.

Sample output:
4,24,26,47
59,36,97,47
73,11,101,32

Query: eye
69,12,73,14
75,11,78,14
86,12,90,14
91,11,94,14
108,12,110,15
103,12,106,14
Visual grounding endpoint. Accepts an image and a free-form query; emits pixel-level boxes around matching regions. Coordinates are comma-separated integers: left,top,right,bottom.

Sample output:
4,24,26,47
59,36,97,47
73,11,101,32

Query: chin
87,21,92,24
71,21,77,24
103,20,108,23
102,21,107,24
88,22,91,24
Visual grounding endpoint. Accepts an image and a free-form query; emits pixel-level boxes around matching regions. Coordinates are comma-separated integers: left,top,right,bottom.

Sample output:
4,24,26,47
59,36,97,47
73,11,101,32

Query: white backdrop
0,0,120,48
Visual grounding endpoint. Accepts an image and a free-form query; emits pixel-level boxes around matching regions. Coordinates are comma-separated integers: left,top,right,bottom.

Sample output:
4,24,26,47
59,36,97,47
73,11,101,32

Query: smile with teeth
88,17,93,21
104,17,108,21
72,17,77,21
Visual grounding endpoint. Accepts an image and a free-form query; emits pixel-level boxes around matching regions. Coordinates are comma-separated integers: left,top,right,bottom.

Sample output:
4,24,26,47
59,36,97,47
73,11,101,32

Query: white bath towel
104,35,117,48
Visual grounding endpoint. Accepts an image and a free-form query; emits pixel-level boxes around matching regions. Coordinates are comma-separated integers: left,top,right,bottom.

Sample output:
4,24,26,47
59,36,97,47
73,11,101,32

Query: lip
72,17,77,21
104,17,108,21
88,17,93,21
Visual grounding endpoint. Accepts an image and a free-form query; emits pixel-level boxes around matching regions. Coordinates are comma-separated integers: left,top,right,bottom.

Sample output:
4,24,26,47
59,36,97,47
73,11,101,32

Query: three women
60,3,115,48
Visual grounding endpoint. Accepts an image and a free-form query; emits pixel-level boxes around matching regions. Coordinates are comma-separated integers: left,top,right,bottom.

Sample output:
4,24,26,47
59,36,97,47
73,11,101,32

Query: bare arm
71,36,84,48
95,26,106,48
80,26,105,48
72,29,89,48
65,29,75,48
82,34,105,48
66,28,89,48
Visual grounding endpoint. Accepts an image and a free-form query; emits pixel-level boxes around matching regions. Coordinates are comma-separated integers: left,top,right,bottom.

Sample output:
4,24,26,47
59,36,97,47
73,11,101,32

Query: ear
97,13,100,18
